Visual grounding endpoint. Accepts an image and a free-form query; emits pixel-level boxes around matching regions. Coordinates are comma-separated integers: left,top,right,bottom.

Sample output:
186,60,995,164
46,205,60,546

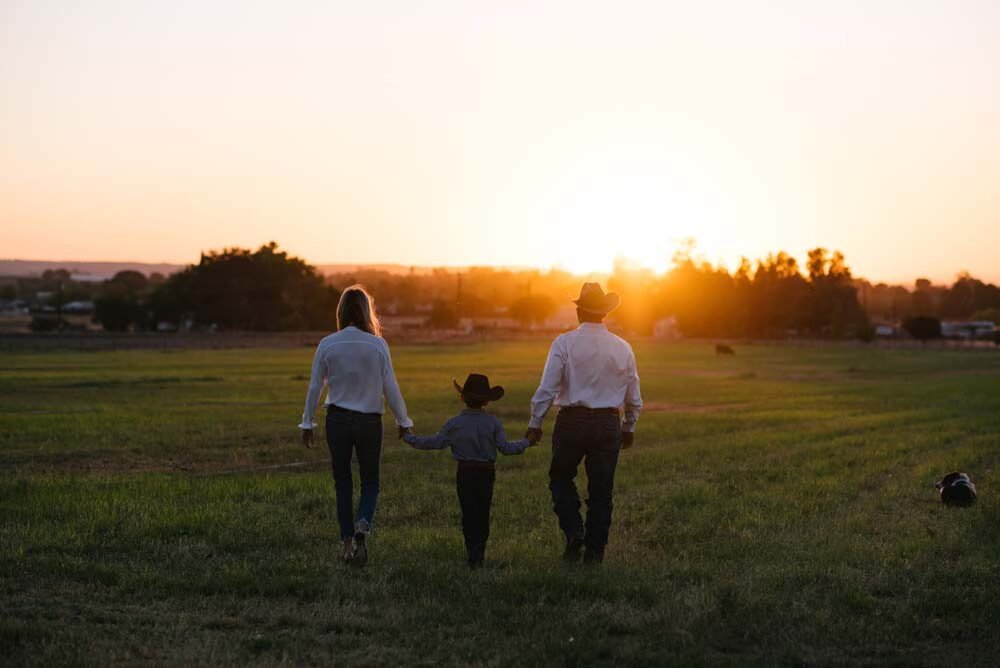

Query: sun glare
553,182,696,275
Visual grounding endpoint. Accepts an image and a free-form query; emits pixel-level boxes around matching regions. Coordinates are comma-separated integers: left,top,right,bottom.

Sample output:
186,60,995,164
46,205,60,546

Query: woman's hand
301,429,314,448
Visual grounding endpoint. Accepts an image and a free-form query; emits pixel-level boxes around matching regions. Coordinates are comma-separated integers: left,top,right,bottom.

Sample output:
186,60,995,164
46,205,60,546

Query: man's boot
563,533,585,563
583,546,604,565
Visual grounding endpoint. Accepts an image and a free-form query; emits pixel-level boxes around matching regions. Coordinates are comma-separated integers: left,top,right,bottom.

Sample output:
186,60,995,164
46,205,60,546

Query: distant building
541,305,578,331
467,316,518,331
874,324,897,338
381,315,428,333
941,321,996,339
62,300,95,314
0,299,30,315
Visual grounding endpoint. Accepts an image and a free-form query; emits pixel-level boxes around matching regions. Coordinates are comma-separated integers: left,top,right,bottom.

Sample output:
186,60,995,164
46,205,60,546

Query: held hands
301,429,314,448
524,428,543,446
621,431,635,449
398,425,414,440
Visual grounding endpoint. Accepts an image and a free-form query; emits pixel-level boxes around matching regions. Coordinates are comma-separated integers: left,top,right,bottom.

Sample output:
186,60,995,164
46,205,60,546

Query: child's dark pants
456,460,496,565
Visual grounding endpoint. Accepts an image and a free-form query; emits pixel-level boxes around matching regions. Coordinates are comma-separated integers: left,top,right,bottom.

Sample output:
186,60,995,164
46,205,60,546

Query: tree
970,307,1000,324
427,300,459,329
41,269,72,284
94,272,151,332
903,316,941,343
39,268,73,328
94,295,146,332
509,294,556,327
803,248,867,337
608,262,661,335
110,270,148,293
746,252,810,337
941,274,1000,319
149,243,340,331
910,278,938,318
660,257,739,337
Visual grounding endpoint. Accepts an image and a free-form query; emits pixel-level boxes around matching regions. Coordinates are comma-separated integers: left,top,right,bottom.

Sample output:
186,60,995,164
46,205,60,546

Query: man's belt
557,406,620,416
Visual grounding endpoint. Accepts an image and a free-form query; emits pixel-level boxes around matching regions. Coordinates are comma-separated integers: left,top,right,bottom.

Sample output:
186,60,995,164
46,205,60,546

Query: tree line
6,242,999,339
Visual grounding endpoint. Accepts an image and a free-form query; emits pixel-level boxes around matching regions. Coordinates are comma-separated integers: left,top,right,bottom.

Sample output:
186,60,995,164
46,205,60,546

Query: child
402,373,539,568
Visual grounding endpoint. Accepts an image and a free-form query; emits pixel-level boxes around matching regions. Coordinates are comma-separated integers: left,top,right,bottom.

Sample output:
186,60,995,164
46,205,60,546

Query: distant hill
317,263,442,276
316,263,541,276
1,260,543,280
0,260,184,281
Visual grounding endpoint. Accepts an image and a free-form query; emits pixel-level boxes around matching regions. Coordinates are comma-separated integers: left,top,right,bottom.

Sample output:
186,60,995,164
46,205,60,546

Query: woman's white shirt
299,326,413,429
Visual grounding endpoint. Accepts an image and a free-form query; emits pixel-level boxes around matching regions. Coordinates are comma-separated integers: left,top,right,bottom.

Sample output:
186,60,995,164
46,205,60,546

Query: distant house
941,321,996,339
0,299,30,315
541,305,578,331
874,324,897,338
381,315,427,332
467,316,519,331
62,300,95,314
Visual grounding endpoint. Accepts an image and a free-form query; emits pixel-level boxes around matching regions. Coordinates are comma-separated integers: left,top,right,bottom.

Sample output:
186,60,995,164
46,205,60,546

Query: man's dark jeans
326,406,383,541
549,408,622,553
456,462,496,562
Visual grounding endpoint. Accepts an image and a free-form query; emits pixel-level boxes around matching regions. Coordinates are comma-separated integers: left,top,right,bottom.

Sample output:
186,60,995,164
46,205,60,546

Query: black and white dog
934,472,977,506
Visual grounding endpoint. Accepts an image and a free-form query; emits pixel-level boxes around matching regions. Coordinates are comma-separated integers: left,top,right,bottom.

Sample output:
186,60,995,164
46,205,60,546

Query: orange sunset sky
2,1,999,283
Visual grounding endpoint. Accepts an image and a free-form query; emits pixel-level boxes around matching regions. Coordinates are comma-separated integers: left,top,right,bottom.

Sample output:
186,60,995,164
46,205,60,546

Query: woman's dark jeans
326,406,383,540
549,409,622,553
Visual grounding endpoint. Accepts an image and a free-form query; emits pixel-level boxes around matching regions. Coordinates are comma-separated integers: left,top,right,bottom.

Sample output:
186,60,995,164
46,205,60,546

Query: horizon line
1,257,992,288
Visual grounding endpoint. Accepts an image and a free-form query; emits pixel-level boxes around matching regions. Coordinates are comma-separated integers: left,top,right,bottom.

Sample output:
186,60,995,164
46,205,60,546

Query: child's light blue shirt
403,408,531,462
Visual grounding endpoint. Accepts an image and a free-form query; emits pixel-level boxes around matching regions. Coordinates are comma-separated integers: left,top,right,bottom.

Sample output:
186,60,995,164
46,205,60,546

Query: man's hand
525,428,543,444
621,431,635,449
301,429,314,448
398,425,414,440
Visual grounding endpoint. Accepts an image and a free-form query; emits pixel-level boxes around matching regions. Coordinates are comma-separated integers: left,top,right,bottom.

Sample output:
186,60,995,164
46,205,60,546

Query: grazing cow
935,472,977,506
715,344,735,355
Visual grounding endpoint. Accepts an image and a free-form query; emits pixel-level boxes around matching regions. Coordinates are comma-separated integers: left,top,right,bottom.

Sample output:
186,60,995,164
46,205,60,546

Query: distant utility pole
55,278,64,331
456,272,463,317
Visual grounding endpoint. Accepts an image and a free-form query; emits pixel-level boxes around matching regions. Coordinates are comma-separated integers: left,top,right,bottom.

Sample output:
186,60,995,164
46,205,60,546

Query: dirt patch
641,401,748,414
10,455,329,476
55,375,224,389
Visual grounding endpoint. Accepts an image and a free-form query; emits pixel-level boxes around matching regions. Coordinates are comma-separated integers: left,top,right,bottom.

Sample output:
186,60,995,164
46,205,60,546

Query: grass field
2,341,999,666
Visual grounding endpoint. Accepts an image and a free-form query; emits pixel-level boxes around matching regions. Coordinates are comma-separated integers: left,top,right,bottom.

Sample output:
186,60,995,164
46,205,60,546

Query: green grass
2,341,999,666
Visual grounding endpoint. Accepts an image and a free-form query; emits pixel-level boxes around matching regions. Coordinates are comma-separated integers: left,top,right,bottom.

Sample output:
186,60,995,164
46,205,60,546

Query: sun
552,182,694,275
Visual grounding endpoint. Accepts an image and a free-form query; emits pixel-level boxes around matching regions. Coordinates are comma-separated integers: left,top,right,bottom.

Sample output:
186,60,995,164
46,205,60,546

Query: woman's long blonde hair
336,285,382,337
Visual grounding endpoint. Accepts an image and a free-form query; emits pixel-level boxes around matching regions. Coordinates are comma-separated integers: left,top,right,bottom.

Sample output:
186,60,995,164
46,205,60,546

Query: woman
299,285,413,567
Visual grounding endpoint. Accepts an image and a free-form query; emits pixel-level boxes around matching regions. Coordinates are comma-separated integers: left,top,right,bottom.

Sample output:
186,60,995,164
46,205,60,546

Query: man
526,283,643,564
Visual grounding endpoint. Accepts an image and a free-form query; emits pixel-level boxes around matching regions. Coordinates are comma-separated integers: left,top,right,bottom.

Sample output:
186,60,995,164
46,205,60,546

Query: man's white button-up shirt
529,323,643,432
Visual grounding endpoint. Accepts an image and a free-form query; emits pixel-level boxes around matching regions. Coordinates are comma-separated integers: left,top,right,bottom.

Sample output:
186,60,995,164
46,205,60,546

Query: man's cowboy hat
573,282,621,315
453,373,505,403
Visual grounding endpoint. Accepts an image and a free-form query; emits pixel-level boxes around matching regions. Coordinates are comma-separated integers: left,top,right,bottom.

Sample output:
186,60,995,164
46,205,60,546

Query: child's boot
467,543,485,569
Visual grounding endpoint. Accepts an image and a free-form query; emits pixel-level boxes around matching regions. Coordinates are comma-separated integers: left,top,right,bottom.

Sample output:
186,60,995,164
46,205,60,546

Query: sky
2,1,998,284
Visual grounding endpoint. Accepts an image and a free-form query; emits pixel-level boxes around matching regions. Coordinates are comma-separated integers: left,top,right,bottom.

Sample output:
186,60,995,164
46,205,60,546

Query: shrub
903,316,942,343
